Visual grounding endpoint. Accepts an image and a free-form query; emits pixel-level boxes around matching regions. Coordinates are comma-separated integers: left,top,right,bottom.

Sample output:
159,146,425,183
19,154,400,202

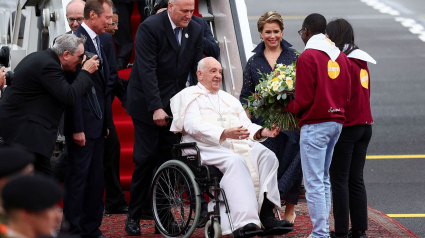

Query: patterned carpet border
99,202,418,237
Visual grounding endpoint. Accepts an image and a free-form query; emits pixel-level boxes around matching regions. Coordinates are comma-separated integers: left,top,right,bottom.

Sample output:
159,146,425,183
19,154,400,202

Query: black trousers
112,1,147,63
34,152,53,176
103,122,127,210
330,125,372,234
62,136,105,238
128,118,178,219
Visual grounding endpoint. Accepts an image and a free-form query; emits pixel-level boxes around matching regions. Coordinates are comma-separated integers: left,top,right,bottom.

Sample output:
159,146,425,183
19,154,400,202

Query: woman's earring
260,35,263,41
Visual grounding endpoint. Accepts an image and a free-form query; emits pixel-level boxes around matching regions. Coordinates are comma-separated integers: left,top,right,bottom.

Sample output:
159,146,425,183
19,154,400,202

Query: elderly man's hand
82,55,99,74
259,125,280,138
0,67,6,89
221,126,250,140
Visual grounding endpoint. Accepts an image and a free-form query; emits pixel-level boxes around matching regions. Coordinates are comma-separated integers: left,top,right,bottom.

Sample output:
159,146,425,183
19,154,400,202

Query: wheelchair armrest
173,142,197,148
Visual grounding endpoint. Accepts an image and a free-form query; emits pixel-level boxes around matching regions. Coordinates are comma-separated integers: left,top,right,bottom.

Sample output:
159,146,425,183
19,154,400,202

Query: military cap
2,174,63,211
0,146,34,178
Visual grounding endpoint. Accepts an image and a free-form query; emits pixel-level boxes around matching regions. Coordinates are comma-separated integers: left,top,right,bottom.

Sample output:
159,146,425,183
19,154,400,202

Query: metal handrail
223,36,236,96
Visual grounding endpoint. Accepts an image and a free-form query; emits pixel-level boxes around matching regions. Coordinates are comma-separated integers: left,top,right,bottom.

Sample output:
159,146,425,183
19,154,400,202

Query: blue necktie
174,27,180,47
95,36,102,58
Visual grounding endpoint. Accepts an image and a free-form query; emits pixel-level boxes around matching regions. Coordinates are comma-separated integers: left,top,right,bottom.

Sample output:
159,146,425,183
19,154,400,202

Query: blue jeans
300,121,343,238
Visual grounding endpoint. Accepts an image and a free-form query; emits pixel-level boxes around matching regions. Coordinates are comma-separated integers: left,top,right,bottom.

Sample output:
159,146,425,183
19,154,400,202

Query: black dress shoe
117,58,127,71
261,216,293,229
232,223,258,237
104,205,128,214
330,231,349,238
125,215,141,236
349,230,367,238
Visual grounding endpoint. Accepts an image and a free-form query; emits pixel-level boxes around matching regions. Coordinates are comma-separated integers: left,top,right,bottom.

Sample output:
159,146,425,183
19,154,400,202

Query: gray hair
51,34,86,55
66,0,85,15
197,57,215,72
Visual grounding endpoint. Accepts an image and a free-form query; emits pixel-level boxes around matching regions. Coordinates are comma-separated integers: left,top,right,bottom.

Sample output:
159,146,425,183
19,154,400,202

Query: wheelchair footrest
261,226,293,236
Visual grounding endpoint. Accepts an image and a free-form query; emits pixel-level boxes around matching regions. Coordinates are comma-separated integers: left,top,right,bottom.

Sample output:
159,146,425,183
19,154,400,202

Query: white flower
287,84,294,90
278,74,286,80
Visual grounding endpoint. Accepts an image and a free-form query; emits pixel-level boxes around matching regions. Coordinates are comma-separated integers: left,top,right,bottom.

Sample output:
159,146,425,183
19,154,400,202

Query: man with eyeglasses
0,34,99,176
66,0,85,33
105,8,119,36
287,13,352,238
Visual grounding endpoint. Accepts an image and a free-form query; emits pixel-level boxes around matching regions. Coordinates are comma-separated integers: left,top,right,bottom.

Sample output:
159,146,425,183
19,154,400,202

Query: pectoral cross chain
217,115,226,127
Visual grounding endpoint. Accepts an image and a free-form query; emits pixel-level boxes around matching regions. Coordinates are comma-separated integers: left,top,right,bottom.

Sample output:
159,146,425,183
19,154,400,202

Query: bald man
124,0,203,235
66,0,85,33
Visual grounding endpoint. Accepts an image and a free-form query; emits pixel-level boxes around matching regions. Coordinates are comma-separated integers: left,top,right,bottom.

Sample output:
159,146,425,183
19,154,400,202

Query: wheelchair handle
165,116,173,122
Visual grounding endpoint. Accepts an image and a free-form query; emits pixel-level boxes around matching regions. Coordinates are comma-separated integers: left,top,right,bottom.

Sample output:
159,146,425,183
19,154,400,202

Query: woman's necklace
198,84,226,127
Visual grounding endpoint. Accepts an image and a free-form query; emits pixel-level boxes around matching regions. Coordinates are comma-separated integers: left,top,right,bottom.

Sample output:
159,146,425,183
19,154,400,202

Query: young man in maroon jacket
286,13,352,238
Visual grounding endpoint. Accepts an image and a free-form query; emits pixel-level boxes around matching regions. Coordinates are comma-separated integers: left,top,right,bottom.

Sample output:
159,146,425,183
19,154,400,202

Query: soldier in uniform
0,175,63,238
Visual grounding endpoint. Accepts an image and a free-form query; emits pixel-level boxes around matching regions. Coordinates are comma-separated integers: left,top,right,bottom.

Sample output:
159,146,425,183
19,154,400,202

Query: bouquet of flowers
243,62,299,131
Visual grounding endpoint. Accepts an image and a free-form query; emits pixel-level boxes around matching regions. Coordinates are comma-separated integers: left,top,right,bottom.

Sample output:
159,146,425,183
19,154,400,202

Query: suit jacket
0,49,93,157
126,10,203,124
191,15,220,59
64,25,111,139
99,33,128,107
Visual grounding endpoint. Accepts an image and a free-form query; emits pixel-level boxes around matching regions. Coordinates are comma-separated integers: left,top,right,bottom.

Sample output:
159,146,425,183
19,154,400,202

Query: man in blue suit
124,0,203,235
62,0,113,237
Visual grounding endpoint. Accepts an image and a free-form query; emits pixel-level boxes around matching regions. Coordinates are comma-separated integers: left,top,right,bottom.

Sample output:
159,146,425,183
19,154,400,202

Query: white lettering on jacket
328,107,341,113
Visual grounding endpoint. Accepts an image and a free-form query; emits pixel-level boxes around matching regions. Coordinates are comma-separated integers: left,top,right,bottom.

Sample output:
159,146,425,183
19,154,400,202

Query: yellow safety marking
366,155,425,159
248,15,307,20
387,214,425,218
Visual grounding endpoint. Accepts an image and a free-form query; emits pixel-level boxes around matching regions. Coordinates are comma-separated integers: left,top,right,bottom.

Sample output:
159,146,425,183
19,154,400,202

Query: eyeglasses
298,28,307,35
111,21,118,27
67,17,84,24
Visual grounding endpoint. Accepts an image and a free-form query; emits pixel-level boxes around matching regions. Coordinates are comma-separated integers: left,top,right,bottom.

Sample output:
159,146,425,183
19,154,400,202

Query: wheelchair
151,142,293,238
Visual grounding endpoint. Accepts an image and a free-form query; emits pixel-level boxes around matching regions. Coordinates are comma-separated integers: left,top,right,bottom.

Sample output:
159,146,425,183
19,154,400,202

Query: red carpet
99,203,418,237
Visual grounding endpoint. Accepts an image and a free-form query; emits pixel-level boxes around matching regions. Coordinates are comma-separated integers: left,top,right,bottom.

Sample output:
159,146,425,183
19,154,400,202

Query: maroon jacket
287,49,352,127
343,58,373,127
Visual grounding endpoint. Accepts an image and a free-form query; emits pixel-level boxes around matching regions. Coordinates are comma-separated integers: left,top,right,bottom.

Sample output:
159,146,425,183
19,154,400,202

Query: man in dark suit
191,15,220,59
111,0,147,70
124,0,203,235
0,34,99,175
62,0,113,237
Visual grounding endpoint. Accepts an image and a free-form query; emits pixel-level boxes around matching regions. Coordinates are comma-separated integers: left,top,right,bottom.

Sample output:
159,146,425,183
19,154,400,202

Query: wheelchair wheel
152,160,201,238
205,220,222,238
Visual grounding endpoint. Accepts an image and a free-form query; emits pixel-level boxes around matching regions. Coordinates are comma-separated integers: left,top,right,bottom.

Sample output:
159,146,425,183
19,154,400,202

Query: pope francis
170,57,292,235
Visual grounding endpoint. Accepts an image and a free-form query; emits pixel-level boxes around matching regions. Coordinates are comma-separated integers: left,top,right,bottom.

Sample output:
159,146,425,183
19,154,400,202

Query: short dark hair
112,6,119,15
326,18,359,55
84,0,113,19
303,13,327,35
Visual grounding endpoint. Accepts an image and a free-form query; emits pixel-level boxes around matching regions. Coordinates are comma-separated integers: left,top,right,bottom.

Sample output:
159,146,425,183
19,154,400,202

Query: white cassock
170,83,281,235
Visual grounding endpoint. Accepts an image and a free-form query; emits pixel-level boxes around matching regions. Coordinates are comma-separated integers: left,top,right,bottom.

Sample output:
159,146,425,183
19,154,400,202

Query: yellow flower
283,65,287,68
280,71,284,75
272,77,279,82
275,68,279,72
278,75,285,80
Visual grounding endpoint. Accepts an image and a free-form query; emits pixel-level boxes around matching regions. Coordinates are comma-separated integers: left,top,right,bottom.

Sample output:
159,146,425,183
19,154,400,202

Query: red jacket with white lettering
287,49,352,127
343,58,373,127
